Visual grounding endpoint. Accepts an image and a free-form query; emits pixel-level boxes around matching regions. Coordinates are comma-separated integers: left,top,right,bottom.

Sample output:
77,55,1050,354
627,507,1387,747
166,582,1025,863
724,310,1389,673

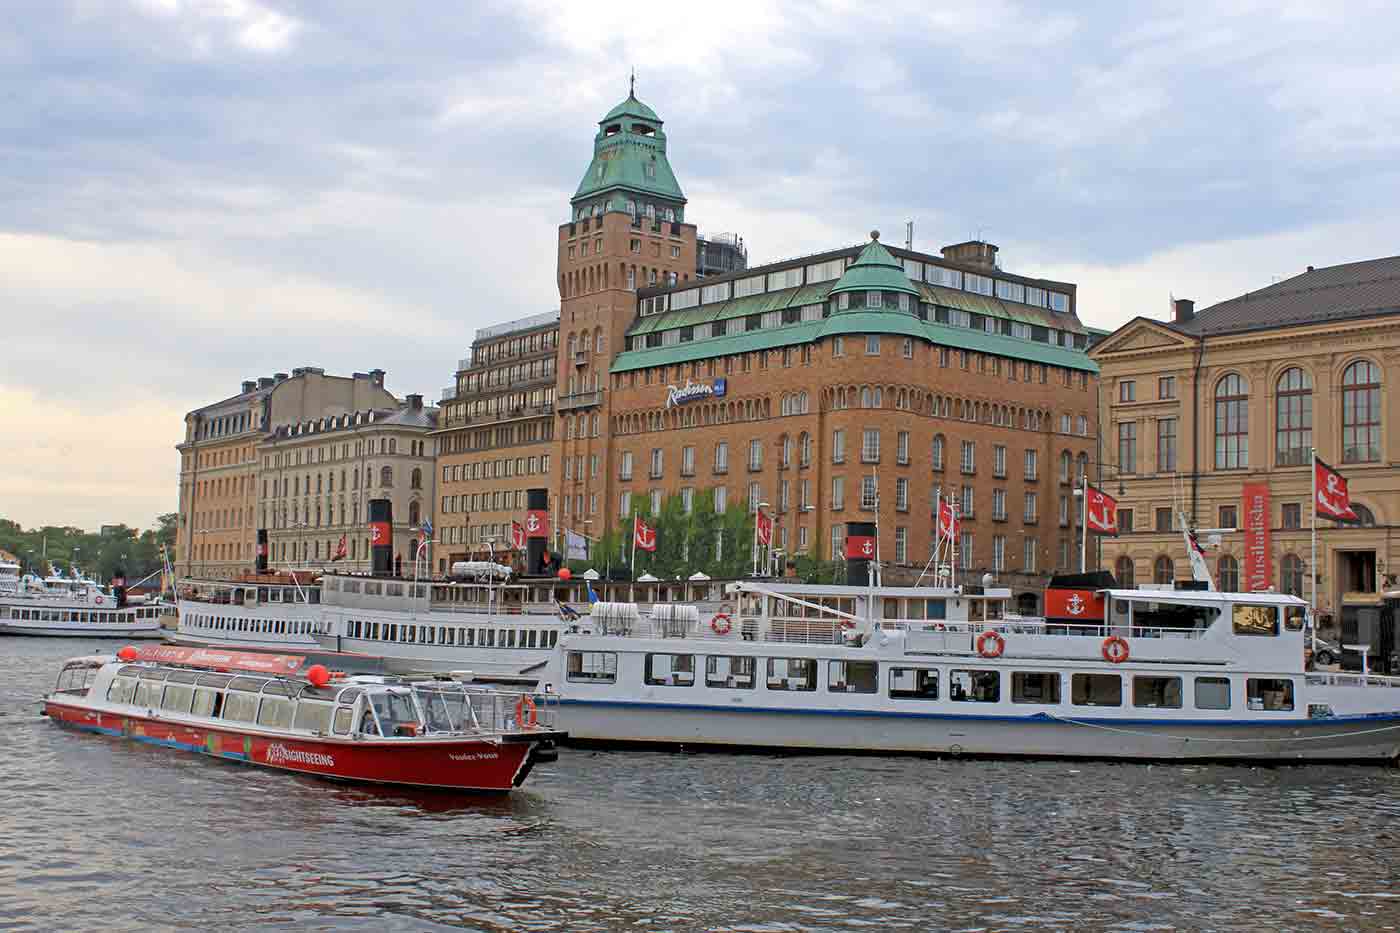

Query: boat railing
413,684,559,734
1305,672,1400,689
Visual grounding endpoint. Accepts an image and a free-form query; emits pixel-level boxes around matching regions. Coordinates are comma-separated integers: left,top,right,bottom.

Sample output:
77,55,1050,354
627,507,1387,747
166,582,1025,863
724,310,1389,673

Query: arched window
1076,453,1089,482
860,387,873,408
380,466,393,488
1342,360,1381,463
410,468,422,490
1281,554,1306,596
799,432,811,467
1154,555,1175,584
932,435,945,471
1214,374,1248,469
1275,367,1312,466
1060,450,1072,483
1115,556,1135,588
798,391,809,414
408,500,420,527
1217,555,1239,592
781,434,792,467
388,438,397,455
1352,503,1377,527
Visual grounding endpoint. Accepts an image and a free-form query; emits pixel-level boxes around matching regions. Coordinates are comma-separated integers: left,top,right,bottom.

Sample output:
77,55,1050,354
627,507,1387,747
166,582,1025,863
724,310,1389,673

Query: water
4,639,1400,932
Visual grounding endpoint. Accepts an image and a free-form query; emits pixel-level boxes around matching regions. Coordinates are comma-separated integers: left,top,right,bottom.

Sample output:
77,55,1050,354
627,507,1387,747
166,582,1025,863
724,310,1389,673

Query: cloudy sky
5,0,1398,531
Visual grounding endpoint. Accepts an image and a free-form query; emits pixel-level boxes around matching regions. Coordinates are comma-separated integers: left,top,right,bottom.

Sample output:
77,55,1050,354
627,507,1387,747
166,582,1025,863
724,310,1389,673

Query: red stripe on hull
44,701,535,791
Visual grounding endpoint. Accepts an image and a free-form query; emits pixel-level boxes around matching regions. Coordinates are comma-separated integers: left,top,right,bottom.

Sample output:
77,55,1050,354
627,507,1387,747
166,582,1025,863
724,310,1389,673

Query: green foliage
0,513,177,584
563,491,755,581
792,553,849,585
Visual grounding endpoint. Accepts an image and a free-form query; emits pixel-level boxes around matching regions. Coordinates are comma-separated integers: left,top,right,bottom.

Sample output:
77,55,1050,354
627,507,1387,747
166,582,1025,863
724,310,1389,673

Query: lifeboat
41,645,565,792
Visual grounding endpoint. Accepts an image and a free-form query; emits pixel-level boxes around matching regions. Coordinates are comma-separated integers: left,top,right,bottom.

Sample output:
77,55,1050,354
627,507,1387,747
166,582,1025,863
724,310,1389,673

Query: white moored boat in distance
0,569,165,639
545,575,1400,763
174,576,328,652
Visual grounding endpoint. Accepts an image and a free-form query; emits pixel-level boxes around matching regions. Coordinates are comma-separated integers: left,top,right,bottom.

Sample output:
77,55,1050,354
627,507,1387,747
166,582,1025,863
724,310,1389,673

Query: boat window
1132,601,1219,631
644,653,696,686
950,669,999,702
191,688,222,718
196,673,233,689
369,691,421,736
257,696,294,729
364,582,382,596
333,707,354,735
1284,605,1306,632
1133,676,1183,709
161,684,194,713
165,670,199,685
828,660,878,694
528,629,538,648
968,601,985,623
705,655,756,688
766,658,817,691
461,628,473,646
133,679,163,708
1071,673,1122,707
1233,605,1278,636
386,583,403,597
1012,672,1061,704
107,676,138,704
341,580,361,594
566,651,617,683
484,629,495,647
261,682,297,698
292,699,334,733
1194,677,1231,710
324,578,338,592
889,667,939,699
222,690,260,723
1247,678,1294,711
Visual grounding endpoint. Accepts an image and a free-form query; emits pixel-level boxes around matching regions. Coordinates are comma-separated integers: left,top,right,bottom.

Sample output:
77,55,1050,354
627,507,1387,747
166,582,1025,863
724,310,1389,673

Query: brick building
433,313,558,567
1092,257,1400,628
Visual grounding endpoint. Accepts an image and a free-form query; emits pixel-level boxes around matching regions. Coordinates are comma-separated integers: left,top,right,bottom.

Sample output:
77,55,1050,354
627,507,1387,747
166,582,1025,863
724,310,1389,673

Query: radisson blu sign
665,377,727,408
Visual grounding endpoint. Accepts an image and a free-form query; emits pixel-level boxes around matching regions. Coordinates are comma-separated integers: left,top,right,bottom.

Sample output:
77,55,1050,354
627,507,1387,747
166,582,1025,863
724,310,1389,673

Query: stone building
176,367,400,579
432,313,558,568
1091,257,1400,628
260,393,437,574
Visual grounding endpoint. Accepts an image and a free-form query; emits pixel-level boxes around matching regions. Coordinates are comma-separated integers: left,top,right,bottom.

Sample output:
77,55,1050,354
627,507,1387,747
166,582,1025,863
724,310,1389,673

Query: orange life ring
976,631,1005,659
514,694,538,729
933,622,947,632
1102,636,1130,664
710,613,732,636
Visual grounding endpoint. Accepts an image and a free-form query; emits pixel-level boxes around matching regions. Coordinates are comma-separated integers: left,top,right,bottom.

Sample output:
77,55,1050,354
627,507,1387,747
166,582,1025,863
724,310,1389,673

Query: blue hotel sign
665,377,727,408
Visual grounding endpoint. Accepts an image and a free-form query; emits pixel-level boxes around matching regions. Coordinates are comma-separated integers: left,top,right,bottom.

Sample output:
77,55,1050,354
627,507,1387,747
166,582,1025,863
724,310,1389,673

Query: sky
4,0,1398,531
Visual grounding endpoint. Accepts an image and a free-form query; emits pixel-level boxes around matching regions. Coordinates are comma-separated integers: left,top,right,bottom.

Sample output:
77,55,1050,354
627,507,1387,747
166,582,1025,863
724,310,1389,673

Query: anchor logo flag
755,510,773,547
1315,457,1360,523
510,521,526,550
524,509,550,539
634,516,657,552
1084,484,1119,536
845,535,876,559
937,499,960,538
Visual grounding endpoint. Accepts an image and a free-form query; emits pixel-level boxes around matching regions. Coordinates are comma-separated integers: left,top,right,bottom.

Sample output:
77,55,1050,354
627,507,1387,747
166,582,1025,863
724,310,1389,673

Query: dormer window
866,290,882,309
604,123,621,136
644,161,656,179
631,123,654,136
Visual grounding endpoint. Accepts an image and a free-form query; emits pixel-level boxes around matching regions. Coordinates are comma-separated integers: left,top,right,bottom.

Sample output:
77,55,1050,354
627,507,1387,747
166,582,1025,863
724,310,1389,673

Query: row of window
1114,553,1310,596
566,652,1295,711
440,455,552,486
266,467,423,499
4,607,164,622
264,434,430,467
107,670,354,735
341,619,559,650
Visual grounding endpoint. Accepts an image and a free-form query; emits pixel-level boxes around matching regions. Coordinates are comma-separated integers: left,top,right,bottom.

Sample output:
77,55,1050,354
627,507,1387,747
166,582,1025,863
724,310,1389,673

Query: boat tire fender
976,631,1005,659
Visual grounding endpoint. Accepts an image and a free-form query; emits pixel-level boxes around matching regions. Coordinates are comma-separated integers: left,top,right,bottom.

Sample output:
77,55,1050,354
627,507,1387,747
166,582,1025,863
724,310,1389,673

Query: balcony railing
557,391,603,412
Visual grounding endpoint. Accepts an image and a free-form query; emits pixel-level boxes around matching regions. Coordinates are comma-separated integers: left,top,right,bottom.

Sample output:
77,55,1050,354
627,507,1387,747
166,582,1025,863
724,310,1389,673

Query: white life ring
710,613,732,636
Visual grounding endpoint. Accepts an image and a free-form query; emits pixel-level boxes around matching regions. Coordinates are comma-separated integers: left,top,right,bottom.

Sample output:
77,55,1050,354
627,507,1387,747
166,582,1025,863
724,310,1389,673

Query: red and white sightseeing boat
42,645,564,792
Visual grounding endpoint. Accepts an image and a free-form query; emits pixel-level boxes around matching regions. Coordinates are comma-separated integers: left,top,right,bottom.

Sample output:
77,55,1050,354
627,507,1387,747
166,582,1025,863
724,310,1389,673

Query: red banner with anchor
1045,588,1105,622
368,521,391,548
1315,457,1360,523
524,509,550,539
845,535,876,559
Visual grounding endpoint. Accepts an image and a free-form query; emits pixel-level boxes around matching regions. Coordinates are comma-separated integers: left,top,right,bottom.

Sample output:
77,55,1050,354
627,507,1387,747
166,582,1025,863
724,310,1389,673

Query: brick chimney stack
1173,298,1195,323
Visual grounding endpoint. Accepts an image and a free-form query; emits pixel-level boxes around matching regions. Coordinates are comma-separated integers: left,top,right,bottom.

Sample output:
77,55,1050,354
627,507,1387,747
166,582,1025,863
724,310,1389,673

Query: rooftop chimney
369,368,386,386
940,240,999,269
274,372,289,382
406,393,423,410
1173,298,1195,323
241,380,256,393
258,377,274,389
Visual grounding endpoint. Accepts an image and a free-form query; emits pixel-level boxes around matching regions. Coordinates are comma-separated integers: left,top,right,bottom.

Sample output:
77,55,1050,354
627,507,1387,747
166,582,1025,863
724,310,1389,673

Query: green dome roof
602,92,660,124
828,231,920,299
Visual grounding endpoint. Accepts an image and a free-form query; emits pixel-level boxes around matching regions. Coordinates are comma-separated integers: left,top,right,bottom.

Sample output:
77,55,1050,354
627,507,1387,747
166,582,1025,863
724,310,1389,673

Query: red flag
331,535,347,561
845,535,876,559
937,499,960,538
524,509,550,539
510,521,526,550
1085,484,1119,536
755,510,773,547
1315,457,1359,523
634,515,657,552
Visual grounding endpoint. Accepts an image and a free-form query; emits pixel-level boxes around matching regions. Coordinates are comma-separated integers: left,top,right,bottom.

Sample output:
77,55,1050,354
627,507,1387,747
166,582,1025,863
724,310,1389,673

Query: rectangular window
1071,673,1122,706
960,441,975,474
1157,418,1177,472
1133,676,1184,709
1159,375,1176,399
828,660,878,694
832,429,845,463
861,429,880,464
748,439,763,471
894,527,907,563
860,475,877,510
895,478,909,511
1119,422,1137,473
888,667,938,700
566,651,618,683
1155,508,1172,532
620,450,633,480
650,448,663,478
681,446,695,476
993,534,1005,570
1246,678,1294,711
866,333,881,353
1023,536,1038,573
705,655,756,689
1011,672,1061,704
1219,505,1238,528
949,669,999,702
644,653,696,687
992,489,1007,521
1194,676,1231,710
831,476,845,510
1282,503,1301,529
1233,604,1279,636
1024,449,1038,481
714,442,728,473
766,658,817,691
897,431,909,465
1023,492,1038,523
1118,508,1133,533
1119,380,1136,403
714,486,727,512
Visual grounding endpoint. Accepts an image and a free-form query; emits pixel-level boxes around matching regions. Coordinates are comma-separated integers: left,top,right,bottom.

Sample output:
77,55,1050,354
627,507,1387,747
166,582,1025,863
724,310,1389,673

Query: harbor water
3,638,1400,932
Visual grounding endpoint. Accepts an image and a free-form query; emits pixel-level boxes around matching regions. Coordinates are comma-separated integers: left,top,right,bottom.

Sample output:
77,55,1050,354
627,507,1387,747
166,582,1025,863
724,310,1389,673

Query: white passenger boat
0,570,165,639
0,558,20,597
542,579,1400,763
173,577,328,652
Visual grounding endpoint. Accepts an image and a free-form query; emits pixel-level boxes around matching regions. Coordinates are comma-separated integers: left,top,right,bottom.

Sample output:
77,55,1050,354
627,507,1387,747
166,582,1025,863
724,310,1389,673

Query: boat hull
44,699,552,791
312,634,551,677
557,699,1400,763
0,622,165,639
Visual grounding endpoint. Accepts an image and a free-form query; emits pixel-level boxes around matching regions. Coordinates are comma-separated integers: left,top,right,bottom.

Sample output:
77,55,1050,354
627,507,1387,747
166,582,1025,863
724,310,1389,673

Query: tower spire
629,68,635,98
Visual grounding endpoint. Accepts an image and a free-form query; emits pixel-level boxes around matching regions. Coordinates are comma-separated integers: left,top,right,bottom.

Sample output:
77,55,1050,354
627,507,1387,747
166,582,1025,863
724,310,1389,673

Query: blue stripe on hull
557,697,1400,730
57,720,248,760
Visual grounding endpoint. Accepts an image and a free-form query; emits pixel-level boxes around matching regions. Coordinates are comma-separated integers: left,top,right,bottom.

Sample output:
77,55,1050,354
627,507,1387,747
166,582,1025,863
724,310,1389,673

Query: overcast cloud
4,0,1398,530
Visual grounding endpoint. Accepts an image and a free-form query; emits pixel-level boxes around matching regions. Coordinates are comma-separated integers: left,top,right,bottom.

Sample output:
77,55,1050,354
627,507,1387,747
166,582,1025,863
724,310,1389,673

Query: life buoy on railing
710,613,732,636
1102,635,1130,664
933,623,947,632
976,631,1005,659
515,694,538,729
95,596,104,606
839,619,857,630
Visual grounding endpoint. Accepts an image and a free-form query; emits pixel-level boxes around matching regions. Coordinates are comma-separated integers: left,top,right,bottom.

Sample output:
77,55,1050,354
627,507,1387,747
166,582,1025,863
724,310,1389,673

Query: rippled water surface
4,639,1400,931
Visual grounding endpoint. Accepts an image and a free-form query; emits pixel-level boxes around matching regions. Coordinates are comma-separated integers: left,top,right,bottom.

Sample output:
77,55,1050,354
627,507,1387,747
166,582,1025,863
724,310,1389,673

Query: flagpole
1310,447,1318,654
751,509,759,578
1079,474,1088,573
630,515,637,603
